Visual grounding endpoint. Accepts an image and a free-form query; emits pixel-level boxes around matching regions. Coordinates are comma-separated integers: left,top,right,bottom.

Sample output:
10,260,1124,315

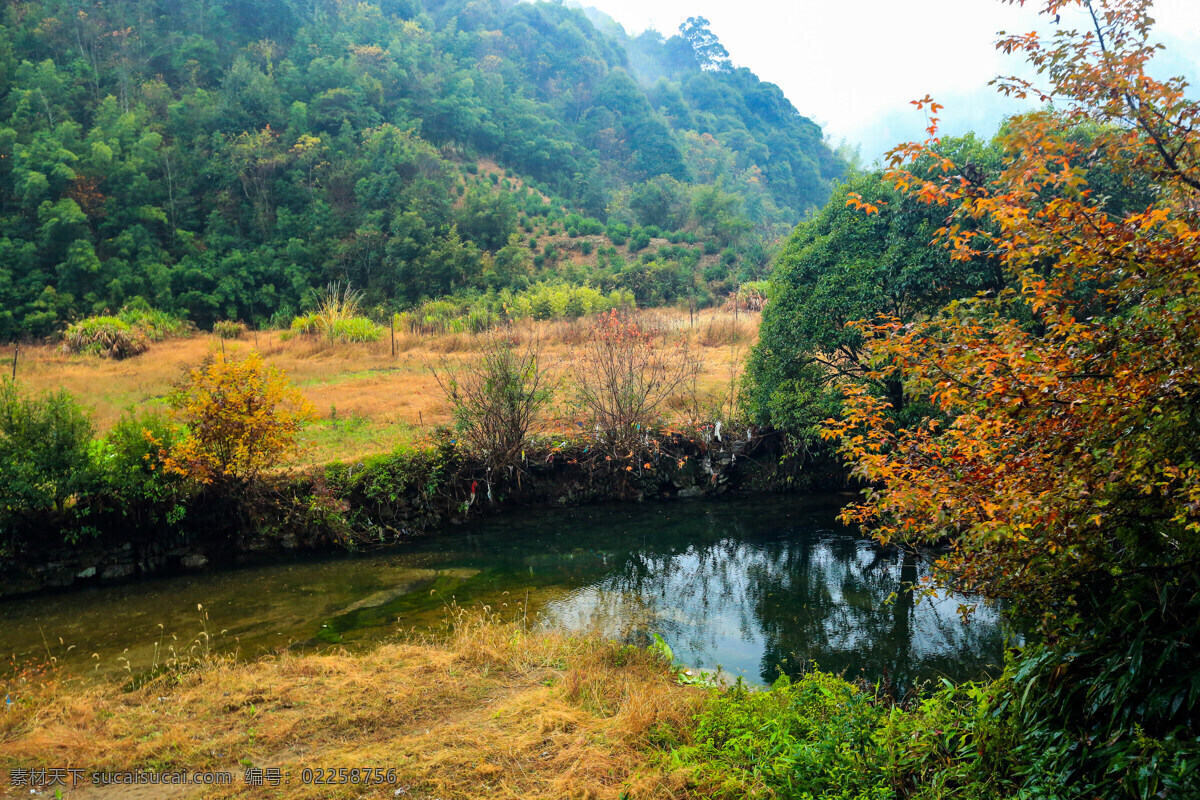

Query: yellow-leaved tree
164,352,315,485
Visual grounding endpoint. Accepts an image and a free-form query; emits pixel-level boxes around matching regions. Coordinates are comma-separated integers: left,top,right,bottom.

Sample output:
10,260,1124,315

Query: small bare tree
432,333,554,471
575,310,700,448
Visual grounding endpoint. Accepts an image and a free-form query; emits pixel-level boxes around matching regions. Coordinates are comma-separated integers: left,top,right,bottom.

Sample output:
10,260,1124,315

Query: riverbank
0,611,1071,800
0,612,703,800
1,426,839,599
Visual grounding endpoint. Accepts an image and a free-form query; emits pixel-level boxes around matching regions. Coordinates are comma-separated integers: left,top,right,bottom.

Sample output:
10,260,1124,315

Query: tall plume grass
291,282,383,343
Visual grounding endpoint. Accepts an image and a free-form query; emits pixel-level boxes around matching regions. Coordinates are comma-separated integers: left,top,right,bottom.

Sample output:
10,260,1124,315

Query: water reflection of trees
542,512,1008,686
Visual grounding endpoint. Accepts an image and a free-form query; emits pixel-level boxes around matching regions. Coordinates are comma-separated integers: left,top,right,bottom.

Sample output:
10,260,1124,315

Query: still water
1,496,1011,686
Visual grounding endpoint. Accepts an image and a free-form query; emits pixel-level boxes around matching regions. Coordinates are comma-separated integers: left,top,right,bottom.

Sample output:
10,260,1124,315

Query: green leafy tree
748,141,1002,444
679,17,731,72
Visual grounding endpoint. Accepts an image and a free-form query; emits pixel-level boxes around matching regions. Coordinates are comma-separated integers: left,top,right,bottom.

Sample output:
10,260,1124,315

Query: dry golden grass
14,308,758,466
0,610,702,800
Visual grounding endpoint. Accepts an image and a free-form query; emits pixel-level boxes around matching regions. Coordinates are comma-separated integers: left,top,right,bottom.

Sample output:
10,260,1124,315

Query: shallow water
0,496,1012,686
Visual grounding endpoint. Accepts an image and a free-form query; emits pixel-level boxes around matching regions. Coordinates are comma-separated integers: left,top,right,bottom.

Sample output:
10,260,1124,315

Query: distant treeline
0,0,844,338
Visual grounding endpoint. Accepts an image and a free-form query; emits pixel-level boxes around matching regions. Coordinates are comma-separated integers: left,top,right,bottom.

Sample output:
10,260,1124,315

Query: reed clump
61,317,149,359
290,283,384,344
61,305,192,359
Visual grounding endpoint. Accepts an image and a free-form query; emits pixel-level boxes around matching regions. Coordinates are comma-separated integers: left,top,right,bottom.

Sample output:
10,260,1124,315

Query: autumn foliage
824,0,1200,632
814,8,1200,790
164,352,315,485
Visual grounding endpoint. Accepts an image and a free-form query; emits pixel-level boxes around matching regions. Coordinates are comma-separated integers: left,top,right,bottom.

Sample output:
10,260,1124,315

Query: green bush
465,307,491,333
291,313,382,342
666,646,1200,800
564,292,587,319
62,317,149,359
607,222,630,246
98,410,188,517
290,285,383,343
330,432,459,512
291,314,321,335
398,284,635,334
0,381,96,540
998,616,1200,800
672,673,887,799
529,290,556,321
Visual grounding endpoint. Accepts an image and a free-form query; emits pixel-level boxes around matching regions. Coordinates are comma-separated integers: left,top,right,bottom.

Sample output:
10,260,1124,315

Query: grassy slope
14,308,757,467
0,614,702,800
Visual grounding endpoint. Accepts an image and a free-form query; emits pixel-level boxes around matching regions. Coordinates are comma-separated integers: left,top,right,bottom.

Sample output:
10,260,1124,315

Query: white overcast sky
575,0,1200,161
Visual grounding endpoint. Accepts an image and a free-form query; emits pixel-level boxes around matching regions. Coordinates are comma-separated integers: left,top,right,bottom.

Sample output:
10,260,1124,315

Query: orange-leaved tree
821,1,1200,785
164,352,316,485
827,0,1200,628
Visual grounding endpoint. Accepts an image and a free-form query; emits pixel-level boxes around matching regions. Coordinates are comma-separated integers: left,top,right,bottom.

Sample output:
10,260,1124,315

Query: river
0,495,1011,686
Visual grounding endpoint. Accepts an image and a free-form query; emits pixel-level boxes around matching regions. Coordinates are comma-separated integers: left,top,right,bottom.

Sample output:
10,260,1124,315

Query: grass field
10,308,758,467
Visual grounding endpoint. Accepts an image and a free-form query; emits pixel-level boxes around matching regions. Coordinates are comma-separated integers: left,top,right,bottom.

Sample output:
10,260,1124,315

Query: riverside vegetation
0,303,782,598
4,0,1200,798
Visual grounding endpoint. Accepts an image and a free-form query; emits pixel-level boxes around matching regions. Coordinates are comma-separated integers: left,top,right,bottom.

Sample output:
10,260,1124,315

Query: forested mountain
0,0,845,336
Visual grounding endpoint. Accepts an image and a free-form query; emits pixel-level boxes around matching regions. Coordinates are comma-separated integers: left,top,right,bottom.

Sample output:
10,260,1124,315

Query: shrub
98,410,188,515
327,317,382,342
432,334,553,471
465,307,491,333
574,311,699,448
670,671,1029,800
163,353,316,485
212,319,248,339
607,222,630,246
267,306,295,330
0,380,96,534
290,314,321,335
564,292,587,319
62,317,149,359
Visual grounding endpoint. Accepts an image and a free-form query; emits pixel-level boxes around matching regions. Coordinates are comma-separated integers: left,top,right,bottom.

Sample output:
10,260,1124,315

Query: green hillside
0,0,845,336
